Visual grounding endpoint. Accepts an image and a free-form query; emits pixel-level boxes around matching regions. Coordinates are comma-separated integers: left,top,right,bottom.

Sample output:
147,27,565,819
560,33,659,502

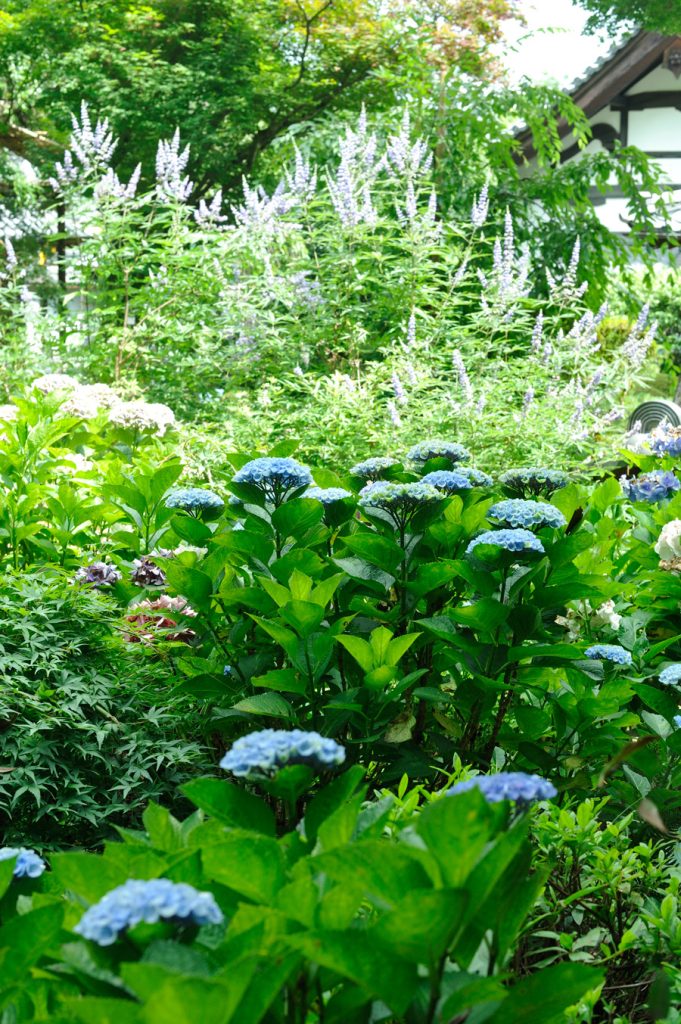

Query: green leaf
232,692,293,718
50,853,130,902
271,498,323,539
342,533,404,571
287,930,418,1014
304,765,367,844
252,667,308,695
162,563,213,610
181,778,275,835
333,556,395,590
371,887,468,962
452,597,509,632
0,904,64,982
202,834,285,902
142,803,184,853
61,998,142,1024
487,962,603,1024
336,634,373,672
279,599,325,637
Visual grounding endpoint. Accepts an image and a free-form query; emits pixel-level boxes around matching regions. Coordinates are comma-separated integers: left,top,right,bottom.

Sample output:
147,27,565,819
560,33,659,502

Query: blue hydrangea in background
74,561,122,587
349,456,399,480
620,471,681,503
421,470,472,493
584,644,632,665
456,466,493,488
220,728,345,779
407,440,470,465
74,878,224,946
448,772,557,807
488,498,566,530
674,714,681,729
499,467,568,498
232,457,313,502
0,847,46,878
359,481,443,524
650,423,681,457
659,664,681,686
165,487,225,513
305,486,353,505
466,528,545,556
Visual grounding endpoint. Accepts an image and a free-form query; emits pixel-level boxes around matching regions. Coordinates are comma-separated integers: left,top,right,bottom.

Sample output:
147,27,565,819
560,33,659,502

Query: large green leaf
486,962,604,1024
371,887,468,962
181,778,276,836
202,834,285,902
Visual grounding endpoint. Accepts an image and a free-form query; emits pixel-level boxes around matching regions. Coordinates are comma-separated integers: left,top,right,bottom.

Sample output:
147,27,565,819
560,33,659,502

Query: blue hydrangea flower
456,466,493,488
650,424,681,457
659,664,681,686
499,467,568,498
0,847,46,878
305,486,353,505
447,772,557,807
74,878,223,946
620,471,681,503
407,440,470,465
421,470,473,493
349,456,399,480
488,499,566,530
220,728,345,779
584,644,632,665
232,457,313,503
466,529,545,557
674,714,681,729
165,487,225,513
359,481,443,527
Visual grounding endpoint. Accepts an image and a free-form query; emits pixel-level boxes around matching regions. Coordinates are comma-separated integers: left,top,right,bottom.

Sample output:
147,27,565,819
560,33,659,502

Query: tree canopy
0,0,519,194
574,0,681,33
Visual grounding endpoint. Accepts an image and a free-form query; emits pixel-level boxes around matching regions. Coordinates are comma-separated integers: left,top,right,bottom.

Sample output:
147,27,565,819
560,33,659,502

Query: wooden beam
611,90,681,109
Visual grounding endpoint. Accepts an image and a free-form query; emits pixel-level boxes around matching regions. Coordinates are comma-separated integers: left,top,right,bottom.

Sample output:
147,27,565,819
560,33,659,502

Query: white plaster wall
628,108,681,150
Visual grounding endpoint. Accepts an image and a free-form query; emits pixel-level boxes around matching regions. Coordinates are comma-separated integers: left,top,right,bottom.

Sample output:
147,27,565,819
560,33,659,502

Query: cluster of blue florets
220,728,346,779
359,481,443,518
448,772,557,807
74,879,223,946
232,457,313,498
499,467,568,498
421,470,472,493
659,664,681,686
620,471,681,503
349,456,399,480
466,528,545,557
650,424,681,457
407,440,470,465
488,499,566,530
0,847,46,878
305,486,353,505
584,644,632,665
456,466,493,488
165,487,225,513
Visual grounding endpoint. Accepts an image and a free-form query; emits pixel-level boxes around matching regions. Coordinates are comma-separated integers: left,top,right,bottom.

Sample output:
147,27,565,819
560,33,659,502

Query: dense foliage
575,0,681,33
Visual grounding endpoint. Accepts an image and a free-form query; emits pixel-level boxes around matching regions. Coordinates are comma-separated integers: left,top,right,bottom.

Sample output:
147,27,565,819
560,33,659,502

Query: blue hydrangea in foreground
659,664,681,686
456,466,493,488
448,772,557,807
620,471,681,504
305,486,353,505
674,715,681,729
499,467,568,498
584,644,632,665
650,423,681,457
74,878,223,946
407,440,470,465
466,528,545,556
165,487,225,513
0,847,46,878
220,728,346,779
232,457,313,502
488,498,566,530
349,456,399,480
422,470,473,493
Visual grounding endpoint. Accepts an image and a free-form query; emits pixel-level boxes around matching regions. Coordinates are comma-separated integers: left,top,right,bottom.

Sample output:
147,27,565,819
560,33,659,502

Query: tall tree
573,0,681,33
0,0,519,194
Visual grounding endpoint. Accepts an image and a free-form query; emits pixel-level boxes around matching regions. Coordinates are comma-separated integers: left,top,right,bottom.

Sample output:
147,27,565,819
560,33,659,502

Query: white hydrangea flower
60,393,101,419
109,400,176,437
655,520,681,561
0,404,18,421
32,373,79,394
76,383,120,409
591,600,622,632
